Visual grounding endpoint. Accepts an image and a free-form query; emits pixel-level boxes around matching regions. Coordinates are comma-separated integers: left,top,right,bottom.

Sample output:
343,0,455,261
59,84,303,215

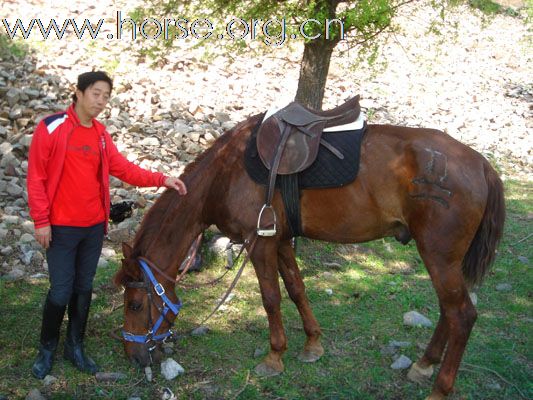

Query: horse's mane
130,113,264,257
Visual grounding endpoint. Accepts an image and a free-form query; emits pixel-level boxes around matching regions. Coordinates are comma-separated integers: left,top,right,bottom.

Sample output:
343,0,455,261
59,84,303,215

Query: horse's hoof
254,362,283,377
407,362,434,385
298,349,323,363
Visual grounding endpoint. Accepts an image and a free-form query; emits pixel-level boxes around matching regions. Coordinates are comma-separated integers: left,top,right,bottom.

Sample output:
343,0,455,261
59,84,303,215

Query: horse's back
300,124,491,243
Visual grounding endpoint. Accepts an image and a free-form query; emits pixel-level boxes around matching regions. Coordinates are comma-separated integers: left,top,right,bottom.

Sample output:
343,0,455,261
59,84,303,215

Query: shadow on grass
0,178,530,399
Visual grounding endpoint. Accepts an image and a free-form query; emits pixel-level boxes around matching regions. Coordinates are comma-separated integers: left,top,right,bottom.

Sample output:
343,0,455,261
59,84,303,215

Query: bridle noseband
122,259,182,350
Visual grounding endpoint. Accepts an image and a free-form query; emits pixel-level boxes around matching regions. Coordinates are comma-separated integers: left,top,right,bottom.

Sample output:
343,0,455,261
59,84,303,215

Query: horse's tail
462,161,506,287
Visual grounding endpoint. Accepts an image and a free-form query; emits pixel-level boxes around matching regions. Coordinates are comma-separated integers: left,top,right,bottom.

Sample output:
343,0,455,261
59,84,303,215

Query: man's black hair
72,71,113,103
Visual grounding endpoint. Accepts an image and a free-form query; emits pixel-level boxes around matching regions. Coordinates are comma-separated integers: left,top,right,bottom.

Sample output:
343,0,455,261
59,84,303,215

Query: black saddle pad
244,118,367,189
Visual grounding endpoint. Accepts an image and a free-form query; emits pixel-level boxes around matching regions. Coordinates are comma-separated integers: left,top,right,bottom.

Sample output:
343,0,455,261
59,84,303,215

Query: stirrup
257,204,277,237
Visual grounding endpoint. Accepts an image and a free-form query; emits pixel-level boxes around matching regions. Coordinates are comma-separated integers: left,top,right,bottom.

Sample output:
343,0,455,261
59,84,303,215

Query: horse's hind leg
410,240,477,399
407,304,449,383
250,238,287,377
277,240,324,362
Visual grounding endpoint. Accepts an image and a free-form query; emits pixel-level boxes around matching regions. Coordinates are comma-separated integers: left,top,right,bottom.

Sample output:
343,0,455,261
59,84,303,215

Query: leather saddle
257,95,360,174
255,95,361,236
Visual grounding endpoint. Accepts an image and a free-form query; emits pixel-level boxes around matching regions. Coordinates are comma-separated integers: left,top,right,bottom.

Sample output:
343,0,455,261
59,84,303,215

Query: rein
121,234,258,350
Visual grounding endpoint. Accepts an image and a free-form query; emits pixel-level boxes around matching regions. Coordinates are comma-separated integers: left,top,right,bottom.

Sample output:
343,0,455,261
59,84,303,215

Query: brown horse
114,110,505,399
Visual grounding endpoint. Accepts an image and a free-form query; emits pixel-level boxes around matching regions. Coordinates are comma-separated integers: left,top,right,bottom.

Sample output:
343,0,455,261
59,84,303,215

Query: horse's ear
113,268,127,288
122,242,133,258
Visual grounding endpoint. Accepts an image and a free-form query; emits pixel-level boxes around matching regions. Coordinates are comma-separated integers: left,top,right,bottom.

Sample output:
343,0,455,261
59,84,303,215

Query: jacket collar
66,103,106,134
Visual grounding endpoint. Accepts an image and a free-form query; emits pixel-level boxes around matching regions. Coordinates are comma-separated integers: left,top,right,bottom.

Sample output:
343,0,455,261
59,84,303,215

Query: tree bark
294,38,337,110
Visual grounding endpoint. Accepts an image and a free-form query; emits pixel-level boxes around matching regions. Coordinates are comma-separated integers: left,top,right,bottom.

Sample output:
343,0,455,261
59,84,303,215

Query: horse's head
114,242,181,367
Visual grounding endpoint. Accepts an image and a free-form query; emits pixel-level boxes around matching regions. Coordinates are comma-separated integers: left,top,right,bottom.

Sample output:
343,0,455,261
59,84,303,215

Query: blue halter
122,259,182,345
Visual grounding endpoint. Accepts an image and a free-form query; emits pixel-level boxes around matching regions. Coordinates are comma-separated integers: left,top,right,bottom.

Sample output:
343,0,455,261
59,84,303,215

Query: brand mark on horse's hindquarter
410,148,453,208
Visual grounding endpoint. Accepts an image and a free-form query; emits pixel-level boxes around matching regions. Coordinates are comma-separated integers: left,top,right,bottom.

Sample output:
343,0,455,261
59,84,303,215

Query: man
27,71,187,379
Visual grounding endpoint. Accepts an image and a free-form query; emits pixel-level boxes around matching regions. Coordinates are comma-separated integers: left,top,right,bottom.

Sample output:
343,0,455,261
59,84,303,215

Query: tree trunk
294,39,337,110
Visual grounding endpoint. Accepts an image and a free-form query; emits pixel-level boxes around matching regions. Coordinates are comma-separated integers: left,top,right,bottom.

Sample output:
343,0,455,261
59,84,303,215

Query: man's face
76,80,111,119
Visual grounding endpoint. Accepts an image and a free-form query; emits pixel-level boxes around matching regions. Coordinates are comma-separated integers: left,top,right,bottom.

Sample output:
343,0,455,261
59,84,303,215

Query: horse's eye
128,301,143,312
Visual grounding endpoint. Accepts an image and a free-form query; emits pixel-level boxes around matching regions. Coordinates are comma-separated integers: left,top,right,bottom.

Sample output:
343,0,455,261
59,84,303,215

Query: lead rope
195,234,258,328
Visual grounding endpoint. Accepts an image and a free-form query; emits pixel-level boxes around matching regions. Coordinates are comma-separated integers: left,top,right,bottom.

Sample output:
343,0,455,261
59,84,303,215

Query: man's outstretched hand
164,177,187,195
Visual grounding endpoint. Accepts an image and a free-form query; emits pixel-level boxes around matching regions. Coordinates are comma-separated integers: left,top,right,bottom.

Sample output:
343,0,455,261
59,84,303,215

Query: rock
485,382,502,390
389,340,411,348
20,233,35,243
382,340,411,356
95,372,127,382
24,88,40,98
107,227,131,243
173,120,191,134
390,355,412,370
97,258,109,268
21,220,35,234
6,88,20,107
25,389,46,400
403,311,432,328
4,268,24,281
9,107,23,120
42,375,57,386
144,366,153,382
209,236,231,255
324,262,341,269
162,342,174,355
33,251,44,264
254,348,266,358
221,121,235,130
6,182,23,196
19,243,35,265
191,325,209,336
161,358,185,380
101,248,117,258
19,134,32,147
0,229,8,241
0,142,12,156
517,256,529,265
1,246,13,255
161,387,177,400
140,137,160,146
2,215,20,225
325,288,333,295
469,292,478,306
495,283,512,292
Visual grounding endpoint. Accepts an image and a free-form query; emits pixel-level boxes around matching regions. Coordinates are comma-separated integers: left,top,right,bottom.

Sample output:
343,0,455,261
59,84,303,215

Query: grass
467,0,521,16
0,35,28,60
0,177,531,400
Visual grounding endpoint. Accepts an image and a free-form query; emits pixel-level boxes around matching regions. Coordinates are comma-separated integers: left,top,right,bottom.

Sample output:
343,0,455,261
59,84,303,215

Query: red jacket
27,104,167,233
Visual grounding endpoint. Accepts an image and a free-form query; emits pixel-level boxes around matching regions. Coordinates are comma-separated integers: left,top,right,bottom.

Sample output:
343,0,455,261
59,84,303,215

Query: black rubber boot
32,293,66,379
63,290,98,374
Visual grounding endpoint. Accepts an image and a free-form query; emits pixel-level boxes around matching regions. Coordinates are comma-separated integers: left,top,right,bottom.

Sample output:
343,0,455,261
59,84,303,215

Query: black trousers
45,223,105,306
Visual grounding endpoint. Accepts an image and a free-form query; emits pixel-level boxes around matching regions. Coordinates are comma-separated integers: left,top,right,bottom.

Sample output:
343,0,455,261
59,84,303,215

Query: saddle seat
257,95,361,175
279,95,361,127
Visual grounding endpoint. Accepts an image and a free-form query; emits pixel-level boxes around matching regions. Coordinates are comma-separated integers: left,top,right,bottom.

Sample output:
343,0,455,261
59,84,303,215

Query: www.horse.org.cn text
1,11,346,47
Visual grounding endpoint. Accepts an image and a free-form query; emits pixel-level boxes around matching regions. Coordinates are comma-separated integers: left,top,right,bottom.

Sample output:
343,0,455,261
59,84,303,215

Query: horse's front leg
250,238,287,377
277,240,324,362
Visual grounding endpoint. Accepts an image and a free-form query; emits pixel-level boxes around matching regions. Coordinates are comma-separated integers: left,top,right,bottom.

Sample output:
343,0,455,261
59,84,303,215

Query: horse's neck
140,172,212,278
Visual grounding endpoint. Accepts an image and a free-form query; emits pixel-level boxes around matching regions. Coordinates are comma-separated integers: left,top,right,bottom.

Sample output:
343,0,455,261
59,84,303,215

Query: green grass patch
0,35,28,60
468,0,521,16
0,178,531,399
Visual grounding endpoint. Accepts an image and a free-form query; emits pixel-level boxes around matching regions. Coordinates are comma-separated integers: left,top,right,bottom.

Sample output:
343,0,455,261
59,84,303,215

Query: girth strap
279,174,302,237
